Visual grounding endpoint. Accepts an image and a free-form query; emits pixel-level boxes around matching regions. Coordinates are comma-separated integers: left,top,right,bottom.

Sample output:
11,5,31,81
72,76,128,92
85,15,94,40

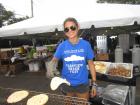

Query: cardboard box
96,53,109,61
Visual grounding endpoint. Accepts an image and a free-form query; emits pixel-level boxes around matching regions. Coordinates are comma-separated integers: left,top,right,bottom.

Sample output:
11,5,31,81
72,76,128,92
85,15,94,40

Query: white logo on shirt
64,55,84,62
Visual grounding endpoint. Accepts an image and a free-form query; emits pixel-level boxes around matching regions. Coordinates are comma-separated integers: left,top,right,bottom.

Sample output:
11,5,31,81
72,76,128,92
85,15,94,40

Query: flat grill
0,87,91,105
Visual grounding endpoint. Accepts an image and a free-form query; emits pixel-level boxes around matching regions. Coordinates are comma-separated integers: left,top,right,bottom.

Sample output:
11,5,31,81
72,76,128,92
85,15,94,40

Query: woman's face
64,21,79,39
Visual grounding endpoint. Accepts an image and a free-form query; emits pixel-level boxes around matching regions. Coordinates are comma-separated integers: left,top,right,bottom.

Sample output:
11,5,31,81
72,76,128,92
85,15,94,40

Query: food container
94,61,111,74
102,85,129,105
106,63,133,82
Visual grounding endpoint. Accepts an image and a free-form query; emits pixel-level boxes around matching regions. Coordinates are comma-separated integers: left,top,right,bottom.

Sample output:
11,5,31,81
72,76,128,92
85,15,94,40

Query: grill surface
0,87,91,105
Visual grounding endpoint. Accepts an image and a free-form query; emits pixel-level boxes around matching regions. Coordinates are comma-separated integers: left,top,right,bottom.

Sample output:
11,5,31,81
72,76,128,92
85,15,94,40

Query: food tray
102,85,129,105
94,61,111,74
0,87,91,105
106,63,133,82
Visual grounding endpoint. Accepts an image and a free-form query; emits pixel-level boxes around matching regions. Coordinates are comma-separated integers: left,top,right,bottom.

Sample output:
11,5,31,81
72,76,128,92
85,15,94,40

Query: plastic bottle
115,46,123,63
132,44,140,66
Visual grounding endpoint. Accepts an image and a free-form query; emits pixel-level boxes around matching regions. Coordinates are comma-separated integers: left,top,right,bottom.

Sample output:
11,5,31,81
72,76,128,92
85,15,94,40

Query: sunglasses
64,26,77,33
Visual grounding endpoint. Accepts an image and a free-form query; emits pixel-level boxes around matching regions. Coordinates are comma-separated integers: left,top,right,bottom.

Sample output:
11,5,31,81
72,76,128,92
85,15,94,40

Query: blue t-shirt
54,39,94,86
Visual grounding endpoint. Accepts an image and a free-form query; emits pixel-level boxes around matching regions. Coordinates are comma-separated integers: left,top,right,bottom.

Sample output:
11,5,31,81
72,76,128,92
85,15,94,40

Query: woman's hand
90,82,97,97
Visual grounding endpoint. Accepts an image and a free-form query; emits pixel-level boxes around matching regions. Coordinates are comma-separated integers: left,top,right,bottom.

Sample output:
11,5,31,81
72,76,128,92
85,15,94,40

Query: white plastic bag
45,61,54,78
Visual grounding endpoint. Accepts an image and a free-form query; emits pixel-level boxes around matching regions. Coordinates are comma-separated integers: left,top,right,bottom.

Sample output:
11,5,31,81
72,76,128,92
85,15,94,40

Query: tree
0,3,29,27
97,0,140,4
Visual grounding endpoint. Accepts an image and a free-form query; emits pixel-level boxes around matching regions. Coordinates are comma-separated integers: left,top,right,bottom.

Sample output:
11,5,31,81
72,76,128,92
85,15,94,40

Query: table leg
129,86,136,105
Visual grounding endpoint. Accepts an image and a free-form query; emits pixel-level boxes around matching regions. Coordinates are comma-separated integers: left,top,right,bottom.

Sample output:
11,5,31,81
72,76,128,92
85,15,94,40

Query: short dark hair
63,17,78,28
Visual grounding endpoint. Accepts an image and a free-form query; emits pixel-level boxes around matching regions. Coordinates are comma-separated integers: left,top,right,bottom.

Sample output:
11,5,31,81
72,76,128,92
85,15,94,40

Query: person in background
51,17,97,102
5,50,21,77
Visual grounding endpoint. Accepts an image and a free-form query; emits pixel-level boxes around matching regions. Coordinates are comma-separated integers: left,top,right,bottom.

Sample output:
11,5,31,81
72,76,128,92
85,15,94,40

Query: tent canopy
0,1,140,37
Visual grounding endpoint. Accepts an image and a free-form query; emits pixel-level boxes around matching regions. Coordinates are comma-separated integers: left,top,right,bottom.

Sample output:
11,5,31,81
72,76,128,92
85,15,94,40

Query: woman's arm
88,60,97,97
88,60,96,82
50,57,59,67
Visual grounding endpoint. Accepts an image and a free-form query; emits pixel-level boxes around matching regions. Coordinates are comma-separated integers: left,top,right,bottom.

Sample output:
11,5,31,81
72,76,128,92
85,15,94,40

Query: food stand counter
90,61,140,105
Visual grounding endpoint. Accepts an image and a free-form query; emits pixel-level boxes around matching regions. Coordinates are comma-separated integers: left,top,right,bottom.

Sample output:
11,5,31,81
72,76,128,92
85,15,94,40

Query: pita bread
94,61,109,74
27,94,48,105
7,90,29,103
50,77,70,90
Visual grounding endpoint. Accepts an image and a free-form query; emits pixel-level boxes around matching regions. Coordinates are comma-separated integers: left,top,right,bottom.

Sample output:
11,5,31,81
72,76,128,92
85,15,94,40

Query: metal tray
102,85,129,105
106,63,133,82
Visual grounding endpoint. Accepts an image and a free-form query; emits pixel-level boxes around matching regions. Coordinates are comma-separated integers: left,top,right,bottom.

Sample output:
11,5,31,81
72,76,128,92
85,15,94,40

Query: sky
0,0,48,17
0,0,36,17
0,0,97,18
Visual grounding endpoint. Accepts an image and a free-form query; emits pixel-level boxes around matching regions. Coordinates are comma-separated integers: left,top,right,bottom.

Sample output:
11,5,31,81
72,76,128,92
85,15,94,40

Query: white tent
0,1,140,37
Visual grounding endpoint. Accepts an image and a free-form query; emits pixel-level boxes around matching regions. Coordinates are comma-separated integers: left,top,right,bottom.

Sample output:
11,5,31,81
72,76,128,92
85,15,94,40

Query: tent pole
31,0,34,17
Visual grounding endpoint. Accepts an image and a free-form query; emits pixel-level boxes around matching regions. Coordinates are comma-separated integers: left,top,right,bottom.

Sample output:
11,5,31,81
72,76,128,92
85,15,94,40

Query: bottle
115,46,123,63
132,44,140,67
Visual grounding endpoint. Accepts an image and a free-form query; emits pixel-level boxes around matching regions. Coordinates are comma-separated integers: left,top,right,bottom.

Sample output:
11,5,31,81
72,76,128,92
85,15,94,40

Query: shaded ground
0,71,59,94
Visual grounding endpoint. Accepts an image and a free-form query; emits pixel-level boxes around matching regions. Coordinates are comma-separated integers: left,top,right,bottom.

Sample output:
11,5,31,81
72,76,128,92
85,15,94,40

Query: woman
51,17,97,101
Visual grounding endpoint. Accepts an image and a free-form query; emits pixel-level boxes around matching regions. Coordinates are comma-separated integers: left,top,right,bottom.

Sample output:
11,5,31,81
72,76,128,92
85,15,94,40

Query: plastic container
28,63,34,72
28,62,40,72
132,44,140,66
115,46,123,63
34,62,40,72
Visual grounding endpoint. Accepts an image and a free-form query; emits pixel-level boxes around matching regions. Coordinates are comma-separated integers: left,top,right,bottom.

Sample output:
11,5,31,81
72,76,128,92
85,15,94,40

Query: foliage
97,0,140,4
7,16,29,25
0,3,29,27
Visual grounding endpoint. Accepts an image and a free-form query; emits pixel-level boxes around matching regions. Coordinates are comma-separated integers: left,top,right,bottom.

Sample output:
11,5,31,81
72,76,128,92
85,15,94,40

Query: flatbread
7,90,29,103
50,77,70,90
94,61,107,74
27,94,48,105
